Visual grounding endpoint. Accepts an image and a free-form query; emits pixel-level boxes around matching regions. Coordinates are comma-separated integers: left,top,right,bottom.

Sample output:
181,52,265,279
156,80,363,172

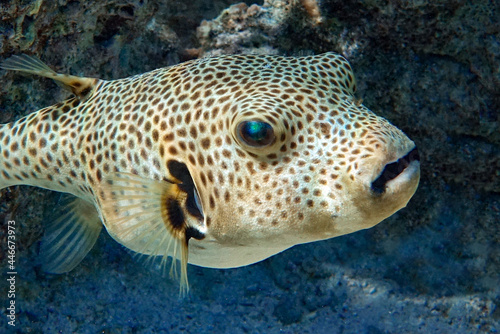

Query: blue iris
237,120,275,147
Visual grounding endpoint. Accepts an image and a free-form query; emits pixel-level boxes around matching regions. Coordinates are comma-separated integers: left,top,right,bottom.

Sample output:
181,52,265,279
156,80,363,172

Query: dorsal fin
0,54,98,100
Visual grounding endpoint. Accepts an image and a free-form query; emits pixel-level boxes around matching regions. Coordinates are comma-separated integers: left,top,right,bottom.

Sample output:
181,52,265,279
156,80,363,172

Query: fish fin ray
99,172,190,295
1,54,56,76
1,54,98,100
40,197,102,274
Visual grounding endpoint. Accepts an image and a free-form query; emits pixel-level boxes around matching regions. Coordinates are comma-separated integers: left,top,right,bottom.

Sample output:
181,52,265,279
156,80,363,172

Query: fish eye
237,120,275,147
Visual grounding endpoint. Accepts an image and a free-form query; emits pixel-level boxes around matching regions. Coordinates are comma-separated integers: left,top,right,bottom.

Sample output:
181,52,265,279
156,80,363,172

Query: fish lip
370,147,420,195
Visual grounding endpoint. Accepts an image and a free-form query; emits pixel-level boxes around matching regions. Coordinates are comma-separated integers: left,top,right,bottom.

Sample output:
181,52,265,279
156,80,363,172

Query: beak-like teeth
371,147,420,194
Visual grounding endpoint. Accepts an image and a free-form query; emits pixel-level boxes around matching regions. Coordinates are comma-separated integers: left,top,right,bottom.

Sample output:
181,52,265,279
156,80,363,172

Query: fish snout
370,147,420,195
329,141,421,237
357,143,420,224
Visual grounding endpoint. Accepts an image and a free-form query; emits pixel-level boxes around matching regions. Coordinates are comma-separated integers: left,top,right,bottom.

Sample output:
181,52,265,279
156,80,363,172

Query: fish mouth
371,147,420,194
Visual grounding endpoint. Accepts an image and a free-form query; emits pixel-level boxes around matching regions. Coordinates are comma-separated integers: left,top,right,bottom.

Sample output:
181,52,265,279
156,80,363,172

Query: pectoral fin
98,173,198,295
40,197,102,273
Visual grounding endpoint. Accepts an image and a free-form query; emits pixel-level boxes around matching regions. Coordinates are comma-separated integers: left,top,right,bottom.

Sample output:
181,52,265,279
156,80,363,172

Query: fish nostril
371,147,420,194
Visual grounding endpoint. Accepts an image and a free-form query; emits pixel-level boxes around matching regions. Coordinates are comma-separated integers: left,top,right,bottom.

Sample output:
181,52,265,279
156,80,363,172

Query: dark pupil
239,121,274,147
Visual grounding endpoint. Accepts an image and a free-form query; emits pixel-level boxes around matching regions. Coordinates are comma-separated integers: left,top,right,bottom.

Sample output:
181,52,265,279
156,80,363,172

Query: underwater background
0,0,498,333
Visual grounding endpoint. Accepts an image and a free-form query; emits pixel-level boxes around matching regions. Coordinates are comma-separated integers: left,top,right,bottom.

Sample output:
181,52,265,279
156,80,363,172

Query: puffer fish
0,52,420,293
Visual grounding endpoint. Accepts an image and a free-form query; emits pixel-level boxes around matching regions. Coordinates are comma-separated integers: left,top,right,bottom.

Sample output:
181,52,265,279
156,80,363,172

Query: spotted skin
0,53,420,285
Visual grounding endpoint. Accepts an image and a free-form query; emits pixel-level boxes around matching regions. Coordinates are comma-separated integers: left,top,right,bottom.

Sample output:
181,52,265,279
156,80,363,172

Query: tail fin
1,54,98,100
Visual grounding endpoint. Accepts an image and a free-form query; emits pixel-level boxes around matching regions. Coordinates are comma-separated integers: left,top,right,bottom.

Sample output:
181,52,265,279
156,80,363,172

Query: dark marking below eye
167,160,204,221
165,197,185,230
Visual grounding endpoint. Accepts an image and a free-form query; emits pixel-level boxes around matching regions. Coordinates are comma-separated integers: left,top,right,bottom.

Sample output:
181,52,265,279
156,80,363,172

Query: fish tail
0,123,14,190
0,118,38,190
0,113,75,193
0,57,96,195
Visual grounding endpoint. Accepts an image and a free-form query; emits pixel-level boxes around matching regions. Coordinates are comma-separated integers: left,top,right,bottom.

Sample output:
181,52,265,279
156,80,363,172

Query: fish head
179,53,420,267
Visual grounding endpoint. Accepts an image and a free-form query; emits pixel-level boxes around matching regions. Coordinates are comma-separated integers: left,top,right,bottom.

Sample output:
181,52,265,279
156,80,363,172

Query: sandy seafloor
0,0,499,333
